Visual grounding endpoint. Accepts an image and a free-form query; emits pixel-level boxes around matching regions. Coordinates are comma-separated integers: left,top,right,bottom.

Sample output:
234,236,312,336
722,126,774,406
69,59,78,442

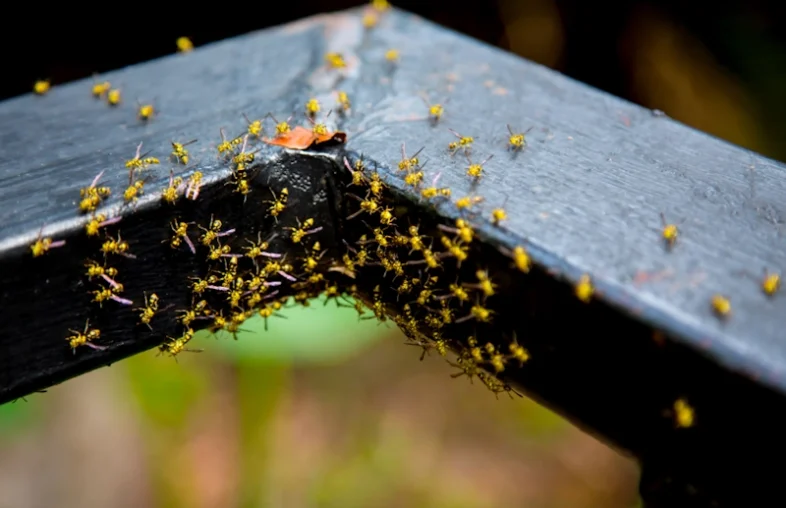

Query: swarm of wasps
26,0,781,417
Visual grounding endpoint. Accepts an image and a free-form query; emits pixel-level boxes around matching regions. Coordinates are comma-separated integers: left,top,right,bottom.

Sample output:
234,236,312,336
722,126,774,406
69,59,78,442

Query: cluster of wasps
30,93,357,358
27,0,781,422
325,146,535,398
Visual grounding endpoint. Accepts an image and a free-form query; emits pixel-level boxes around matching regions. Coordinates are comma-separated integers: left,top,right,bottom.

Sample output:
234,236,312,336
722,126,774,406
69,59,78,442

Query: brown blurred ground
0,328,639,508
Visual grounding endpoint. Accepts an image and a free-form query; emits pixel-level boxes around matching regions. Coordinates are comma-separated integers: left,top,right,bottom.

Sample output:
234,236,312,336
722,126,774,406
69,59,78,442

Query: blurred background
2,1,785,507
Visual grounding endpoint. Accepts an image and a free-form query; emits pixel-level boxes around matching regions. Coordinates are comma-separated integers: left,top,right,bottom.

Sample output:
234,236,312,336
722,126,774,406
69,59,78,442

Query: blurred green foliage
205,299,384,363
0,396,41,436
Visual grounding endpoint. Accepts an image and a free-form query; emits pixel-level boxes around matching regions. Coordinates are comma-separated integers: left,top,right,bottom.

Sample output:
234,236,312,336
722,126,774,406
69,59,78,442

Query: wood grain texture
1,7,786,506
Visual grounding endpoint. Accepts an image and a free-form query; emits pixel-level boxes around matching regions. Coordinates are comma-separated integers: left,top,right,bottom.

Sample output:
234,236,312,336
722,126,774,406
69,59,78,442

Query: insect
673,398,695,428
479,372,522,399
207,242,232,261
231,174,251,197
420,172,451,201
91,79,111,98
33,80,50,95
199,216,235,246
506,125,532,150
136,293,161,330
465,153,493,180
440,236,468,264
344,157,366,187
171,139,197,164
261,259,297,281
85,259,119,285
491,207,507,226
244,232,281,260
266,187,289,221
160,170,185,205
242,113,263,138
125,142,160,171
305,98,321,117
67,319,106,353
337,91,351,112
160,329,200,357
78,170,111,213
265,113,293,137
92,285,133,307
85,214,122,237
448,129,474,154
123,168,146,206
511,246,530,273
231,134,259,168
367,172,386,197
107,88,122,106
455,195,484,211
438,218,474,244
169,219,196,254
285,217,323,244
30,226,66,257
185,171,203,200
465,269,497,298
217,127,243,156
347,191,380,220
378,207,396,226
362,11,378,28
101,231,135,259
421,95,448,123
398,143,424,171
456,301,494,324
507,334,530,367
324,52,347,69
762,269,781,297
305,110,337,139
305,114,328,139
711,294,731,318
385,49,399,62
371,0,390,11
575,274,594,303
137,101,156,121
660,212,679,249
176,36,194,52
403,167,425,187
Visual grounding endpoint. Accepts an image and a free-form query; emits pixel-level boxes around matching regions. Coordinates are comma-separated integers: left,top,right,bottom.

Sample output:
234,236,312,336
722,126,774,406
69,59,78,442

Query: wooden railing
1,7,785,507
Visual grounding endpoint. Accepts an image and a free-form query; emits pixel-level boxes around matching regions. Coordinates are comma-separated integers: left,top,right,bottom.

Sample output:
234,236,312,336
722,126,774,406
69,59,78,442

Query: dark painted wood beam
1,6,784,507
